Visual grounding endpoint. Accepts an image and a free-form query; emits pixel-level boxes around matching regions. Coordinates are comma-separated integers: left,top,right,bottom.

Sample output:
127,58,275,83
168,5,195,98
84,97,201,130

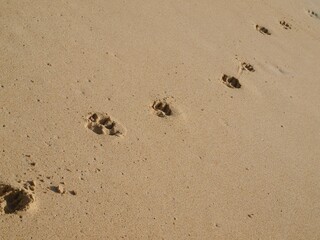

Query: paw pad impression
0,183,34,214
86,112,124,136
152,99,172,117
221,74,241,89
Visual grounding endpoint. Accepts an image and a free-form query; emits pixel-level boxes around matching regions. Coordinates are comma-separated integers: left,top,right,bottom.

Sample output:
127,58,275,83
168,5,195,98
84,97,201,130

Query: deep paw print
0,183,34,214
86,112,124,136
221,74,241,89
280,20,292,29
255,25,271,35
152,99,172,117
241,62,255,72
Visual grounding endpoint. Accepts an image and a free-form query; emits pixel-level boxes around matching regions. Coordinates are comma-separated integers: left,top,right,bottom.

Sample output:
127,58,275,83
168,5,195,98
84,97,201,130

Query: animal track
255,25,271,35
241,62,255,72
23,181,36,192
0,183,34,214
307,10,319,18
152,99,172,117
280,20,291,29
85,112,124,136
221,74,241,89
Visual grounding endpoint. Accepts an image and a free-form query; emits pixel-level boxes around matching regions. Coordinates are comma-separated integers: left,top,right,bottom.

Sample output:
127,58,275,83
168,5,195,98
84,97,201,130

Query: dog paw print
307,10,319,18
0,183,34,214
255,25,271,35
221,74,241,89
152,99,172,117
241,62,255,72
280,20,292,29
85,112,124,136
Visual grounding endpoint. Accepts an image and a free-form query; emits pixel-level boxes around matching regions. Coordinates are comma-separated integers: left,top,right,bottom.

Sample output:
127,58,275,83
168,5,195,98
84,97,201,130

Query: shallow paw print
280,20,291,29
307,10,319,18
241,62,255,72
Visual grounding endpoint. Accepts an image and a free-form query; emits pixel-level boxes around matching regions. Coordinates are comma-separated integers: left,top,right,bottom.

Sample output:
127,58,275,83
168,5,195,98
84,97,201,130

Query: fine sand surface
1,0,320,239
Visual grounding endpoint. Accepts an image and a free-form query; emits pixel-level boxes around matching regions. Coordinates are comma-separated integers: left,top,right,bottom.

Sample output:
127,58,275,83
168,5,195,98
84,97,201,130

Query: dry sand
1,0,320,239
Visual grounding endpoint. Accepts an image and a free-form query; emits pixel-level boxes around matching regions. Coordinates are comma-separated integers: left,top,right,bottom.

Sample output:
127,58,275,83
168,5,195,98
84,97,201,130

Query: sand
1,0,320,239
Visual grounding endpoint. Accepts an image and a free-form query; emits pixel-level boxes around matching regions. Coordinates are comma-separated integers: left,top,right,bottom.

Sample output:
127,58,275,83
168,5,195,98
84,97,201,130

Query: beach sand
1,0,320,239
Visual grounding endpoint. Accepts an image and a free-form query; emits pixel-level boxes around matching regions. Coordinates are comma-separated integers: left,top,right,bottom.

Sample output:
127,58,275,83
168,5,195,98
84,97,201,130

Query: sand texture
1,0,320,239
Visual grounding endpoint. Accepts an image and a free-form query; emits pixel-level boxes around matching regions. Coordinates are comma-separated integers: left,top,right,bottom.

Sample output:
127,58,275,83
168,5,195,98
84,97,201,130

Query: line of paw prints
221,13,309,89
85,8,319,133
255,8,319,35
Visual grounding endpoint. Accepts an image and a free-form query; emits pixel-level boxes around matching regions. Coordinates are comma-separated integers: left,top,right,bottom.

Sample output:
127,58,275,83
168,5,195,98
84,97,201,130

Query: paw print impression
255,25,271,35
0,183,34,214
280,20,292,29
241,62,255,72
86,112,124,136
307,10,319,18
221,74,241,89
152,99,172,117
